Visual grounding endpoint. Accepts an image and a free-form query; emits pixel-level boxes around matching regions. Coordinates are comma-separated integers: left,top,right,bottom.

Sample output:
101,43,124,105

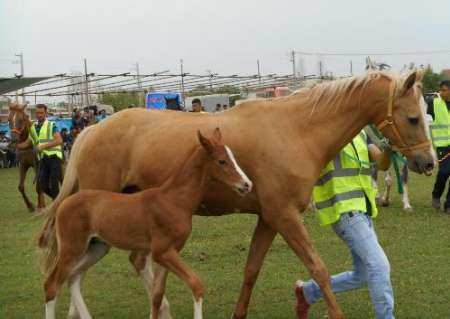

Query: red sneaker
295,280,310,319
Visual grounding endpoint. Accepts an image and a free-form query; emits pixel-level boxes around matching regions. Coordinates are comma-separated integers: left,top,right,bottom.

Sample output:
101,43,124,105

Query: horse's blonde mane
287,71,408,119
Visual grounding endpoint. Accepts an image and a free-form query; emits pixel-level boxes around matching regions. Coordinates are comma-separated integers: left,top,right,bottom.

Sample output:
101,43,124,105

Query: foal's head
197,128,253,195
8,101,31,146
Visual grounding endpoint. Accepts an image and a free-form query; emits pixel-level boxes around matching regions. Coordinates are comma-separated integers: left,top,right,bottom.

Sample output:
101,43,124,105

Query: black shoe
432,198,441,210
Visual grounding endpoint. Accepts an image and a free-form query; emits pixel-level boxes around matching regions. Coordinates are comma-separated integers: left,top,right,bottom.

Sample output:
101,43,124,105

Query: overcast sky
1,0,449,79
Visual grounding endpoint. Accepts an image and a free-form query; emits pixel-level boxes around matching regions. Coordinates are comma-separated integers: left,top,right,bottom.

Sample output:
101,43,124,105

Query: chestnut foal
43,128,252,319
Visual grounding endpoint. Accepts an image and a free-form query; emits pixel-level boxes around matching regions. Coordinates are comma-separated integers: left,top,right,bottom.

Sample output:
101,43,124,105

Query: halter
375,80,431,155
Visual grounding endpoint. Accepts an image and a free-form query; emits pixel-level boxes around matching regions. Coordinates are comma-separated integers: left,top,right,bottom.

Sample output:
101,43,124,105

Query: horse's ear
415,68,426,82
20,102,28,110
197,130,215,154
212,127,222,142
365,56,375,71
400,71,417,96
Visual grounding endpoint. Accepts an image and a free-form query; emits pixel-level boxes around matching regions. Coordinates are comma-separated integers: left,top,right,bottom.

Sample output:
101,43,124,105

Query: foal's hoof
27,205,35,213
380,198,390,207
403,206,413,212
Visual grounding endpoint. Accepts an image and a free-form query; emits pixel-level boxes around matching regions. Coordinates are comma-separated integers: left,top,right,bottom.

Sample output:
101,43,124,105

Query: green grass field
1,167,450,319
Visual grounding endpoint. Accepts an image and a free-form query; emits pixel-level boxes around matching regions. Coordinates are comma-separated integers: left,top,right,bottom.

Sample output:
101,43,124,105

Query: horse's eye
218,160,227,165
408,117,419,125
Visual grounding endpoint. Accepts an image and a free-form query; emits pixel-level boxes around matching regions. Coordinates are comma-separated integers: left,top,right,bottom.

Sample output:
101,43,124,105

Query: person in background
215,103,222,112
72,109,85,131
223,104,228,110
428,80,450,213
17,104,63,199
191,98,204,112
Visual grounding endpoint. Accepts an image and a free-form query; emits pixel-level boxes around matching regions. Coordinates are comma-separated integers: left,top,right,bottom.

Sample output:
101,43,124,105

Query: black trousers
38,155,62,200
432,147,450,208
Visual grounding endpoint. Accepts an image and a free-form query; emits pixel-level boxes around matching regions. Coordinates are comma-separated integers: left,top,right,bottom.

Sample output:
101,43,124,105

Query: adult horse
8,101,45,211
39,70,434,319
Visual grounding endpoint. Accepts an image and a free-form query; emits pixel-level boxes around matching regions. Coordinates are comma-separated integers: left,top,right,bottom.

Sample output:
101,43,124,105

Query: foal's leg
381,170,392,207
401,165,412,211
129,251,172,319
153,249,204,319
18,165,34,212
232,217,277,319
44,254,78,319
151,262,170,319
268,206,344,319
67,241,110,319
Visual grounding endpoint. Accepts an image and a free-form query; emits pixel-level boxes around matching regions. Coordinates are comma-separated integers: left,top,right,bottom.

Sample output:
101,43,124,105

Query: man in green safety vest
428,80,450,213
295,130,395,319
18,104,63,200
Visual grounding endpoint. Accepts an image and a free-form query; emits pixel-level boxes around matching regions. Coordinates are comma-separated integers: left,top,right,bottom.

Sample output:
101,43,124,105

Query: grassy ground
1,167,450,319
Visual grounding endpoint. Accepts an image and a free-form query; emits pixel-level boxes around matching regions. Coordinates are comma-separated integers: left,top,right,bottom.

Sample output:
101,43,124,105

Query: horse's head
373,70,434,175
8,101,31,146
197,128,253,195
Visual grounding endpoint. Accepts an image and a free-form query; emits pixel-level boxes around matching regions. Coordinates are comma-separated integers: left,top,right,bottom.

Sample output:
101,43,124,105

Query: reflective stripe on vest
30,120,62,159
313,131,378,226
430,98,450,148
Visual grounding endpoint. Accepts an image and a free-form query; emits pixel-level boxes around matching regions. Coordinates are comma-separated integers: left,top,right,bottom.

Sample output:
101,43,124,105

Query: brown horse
43,128,252,319
39,70,434,319
8,101,45,211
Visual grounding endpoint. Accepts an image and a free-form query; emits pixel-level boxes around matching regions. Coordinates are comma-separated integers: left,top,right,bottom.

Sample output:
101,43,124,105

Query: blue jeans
303,212,395,319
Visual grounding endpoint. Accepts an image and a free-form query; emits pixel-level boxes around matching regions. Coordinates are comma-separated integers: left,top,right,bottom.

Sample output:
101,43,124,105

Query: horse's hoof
27,205,35,213
381,200,390,207
404,206,413,212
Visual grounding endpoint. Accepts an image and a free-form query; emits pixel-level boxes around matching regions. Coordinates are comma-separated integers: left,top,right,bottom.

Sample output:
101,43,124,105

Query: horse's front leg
36,182,46,210
267,205,344,319
232,217,276,319
381,171,392,207
401,164,412,211
17,165,34,212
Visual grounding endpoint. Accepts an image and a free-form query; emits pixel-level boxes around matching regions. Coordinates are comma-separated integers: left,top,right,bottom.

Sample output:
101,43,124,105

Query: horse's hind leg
129,251,172,319
381,171,392,207
401,165,412,211
18,165,34,212
153,249,204,319
232,218,276,319
67,241,110,319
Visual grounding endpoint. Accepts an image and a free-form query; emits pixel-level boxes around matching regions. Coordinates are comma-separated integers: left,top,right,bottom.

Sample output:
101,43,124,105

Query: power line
295,49,450,57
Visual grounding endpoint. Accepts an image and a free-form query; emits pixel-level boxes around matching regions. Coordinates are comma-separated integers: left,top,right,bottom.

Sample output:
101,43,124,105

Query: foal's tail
38,126,93,274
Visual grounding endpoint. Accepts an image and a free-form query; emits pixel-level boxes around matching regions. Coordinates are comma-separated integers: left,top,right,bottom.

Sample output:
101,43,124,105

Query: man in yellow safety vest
295,131,395,319
428,80,450,213
18,104,63,200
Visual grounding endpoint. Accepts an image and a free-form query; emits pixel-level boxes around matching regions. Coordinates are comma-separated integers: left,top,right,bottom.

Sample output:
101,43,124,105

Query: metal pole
207,69,213,92
135,62,143,106
180,59,186,109
350,60,353,76
83,58,90,106
257,59,261,83
15,53,25,103
290,50,296,78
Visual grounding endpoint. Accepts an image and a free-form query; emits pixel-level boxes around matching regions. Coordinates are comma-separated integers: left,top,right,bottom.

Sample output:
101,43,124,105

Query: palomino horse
39,70,434,319
8,101,45,211
43,128,252,319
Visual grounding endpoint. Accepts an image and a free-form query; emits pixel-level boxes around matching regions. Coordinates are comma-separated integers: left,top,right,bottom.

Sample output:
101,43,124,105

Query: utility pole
180,59,186,109
83,58,90,106
207,69,213,93
135,62,143,106
290,50,296,78
350,60,353,76
319,61,323,78
257,59,261,83
15,53,25,103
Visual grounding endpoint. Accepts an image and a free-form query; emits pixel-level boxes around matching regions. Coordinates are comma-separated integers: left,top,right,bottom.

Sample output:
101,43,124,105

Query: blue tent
146,92,182,110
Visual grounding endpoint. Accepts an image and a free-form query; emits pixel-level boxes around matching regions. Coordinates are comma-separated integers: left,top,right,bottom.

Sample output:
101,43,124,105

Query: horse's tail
38,126,93,274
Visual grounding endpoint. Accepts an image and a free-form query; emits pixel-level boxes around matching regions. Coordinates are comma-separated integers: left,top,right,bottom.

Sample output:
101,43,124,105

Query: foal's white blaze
45,299,56,319
225,146,253,192
193,297,203,319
